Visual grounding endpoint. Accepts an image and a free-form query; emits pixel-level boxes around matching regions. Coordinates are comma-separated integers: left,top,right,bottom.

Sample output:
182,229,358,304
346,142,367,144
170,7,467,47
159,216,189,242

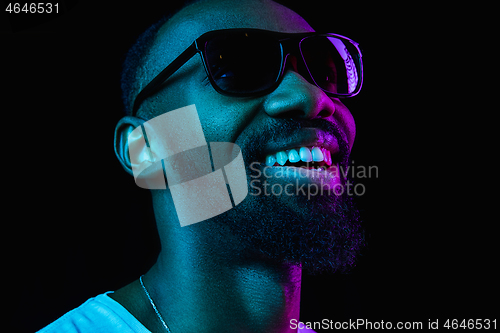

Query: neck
145,220,302,332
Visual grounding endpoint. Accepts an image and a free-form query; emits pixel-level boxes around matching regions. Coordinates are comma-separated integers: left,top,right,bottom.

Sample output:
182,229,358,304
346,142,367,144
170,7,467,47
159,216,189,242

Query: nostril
317,108,334,118
278,108,332,120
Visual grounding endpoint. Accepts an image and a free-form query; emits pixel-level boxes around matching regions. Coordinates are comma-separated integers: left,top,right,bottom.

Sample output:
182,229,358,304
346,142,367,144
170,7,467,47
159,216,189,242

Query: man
39,0,365,331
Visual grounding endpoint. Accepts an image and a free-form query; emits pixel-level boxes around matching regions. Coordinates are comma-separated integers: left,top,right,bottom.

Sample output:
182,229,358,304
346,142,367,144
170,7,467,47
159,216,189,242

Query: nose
263,55,336,120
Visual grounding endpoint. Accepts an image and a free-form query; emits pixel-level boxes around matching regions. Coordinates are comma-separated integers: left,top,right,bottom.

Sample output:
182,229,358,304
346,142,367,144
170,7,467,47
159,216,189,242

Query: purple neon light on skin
109,1,365,333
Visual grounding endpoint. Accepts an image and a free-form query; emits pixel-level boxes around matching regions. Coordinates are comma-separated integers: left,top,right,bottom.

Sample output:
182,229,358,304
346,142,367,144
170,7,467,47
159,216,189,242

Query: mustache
242,118,350,167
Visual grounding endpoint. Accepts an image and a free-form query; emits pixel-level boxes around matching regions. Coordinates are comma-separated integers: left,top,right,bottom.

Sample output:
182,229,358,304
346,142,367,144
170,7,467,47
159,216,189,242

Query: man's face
147,0,364,273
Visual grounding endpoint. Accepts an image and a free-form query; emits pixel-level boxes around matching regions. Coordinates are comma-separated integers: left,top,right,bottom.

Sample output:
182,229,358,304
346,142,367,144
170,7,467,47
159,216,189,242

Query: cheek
333,100,356,151
186,86,264,143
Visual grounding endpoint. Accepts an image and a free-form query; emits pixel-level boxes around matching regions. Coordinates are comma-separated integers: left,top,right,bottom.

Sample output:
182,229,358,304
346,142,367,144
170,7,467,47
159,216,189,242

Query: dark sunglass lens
301,36,361,95
205,32,282,94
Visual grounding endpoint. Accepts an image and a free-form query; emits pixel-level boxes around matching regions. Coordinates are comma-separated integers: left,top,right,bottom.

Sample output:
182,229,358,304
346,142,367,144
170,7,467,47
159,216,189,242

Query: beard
212,118,366,275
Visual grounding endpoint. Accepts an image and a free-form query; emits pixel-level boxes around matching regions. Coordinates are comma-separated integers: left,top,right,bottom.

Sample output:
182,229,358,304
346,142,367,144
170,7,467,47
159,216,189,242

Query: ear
115,116,167,189
114,116,147,176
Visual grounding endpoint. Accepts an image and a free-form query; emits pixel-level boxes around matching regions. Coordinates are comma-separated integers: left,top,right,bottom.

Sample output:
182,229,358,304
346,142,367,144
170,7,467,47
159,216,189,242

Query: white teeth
276,151,288,166
299,147,312,162
311,147,324,162
265,154,276,166
264,146,331,166
288,149,300,163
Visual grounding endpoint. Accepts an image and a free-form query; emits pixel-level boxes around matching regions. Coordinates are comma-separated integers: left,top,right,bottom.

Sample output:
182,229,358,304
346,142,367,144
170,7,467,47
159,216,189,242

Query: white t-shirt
37,292,317,332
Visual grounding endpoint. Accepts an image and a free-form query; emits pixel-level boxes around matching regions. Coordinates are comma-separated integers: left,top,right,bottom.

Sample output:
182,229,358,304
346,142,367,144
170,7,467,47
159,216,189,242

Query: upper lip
259,128,341,161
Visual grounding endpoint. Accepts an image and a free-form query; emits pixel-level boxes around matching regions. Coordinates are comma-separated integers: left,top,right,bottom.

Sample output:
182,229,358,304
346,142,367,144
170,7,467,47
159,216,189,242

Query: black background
3,1,496,332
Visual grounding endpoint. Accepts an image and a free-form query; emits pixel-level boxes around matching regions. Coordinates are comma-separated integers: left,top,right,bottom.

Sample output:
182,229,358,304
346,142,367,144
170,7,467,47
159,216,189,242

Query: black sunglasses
132,28,363,116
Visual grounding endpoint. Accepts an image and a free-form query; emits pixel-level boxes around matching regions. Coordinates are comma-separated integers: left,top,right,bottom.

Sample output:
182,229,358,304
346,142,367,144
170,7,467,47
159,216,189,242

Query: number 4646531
6,3,59,14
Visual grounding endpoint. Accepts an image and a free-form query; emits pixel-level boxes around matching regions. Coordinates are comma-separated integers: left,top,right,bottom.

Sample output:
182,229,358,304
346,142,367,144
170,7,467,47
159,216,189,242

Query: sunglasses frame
132,28,363,116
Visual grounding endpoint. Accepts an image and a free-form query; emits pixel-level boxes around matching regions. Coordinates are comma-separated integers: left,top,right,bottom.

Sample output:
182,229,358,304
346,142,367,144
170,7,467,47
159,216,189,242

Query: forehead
150,0,314,70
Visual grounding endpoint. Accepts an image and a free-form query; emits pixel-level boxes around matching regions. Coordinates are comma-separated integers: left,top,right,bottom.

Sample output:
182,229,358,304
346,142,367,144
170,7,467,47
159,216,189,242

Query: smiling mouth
264,146,338,169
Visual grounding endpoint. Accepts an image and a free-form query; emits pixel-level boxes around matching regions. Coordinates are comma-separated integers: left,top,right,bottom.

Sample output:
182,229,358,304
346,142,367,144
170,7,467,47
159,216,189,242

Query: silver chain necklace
139,275,172,333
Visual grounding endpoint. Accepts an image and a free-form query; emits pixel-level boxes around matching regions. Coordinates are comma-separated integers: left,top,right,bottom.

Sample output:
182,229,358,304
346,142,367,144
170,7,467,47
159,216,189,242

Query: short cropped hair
120,15,167,117
120,0,203,117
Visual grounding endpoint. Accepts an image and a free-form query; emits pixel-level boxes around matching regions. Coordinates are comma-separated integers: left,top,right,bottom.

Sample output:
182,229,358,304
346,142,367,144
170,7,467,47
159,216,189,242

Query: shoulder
37,292,150,333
